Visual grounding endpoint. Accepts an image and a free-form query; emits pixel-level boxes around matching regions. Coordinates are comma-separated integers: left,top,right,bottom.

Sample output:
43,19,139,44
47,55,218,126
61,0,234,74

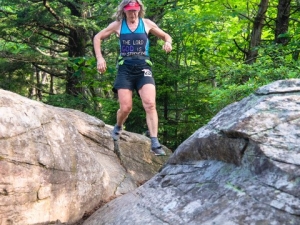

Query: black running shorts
113,61,155,93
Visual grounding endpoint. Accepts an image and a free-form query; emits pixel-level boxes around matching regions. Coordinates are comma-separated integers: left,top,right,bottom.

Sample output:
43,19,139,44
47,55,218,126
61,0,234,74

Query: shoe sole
151,150,166,156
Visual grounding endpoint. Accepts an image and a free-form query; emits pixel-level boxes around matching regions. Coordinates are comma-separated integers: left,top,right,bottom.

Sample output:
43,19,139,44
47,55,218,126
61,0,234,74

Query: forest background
0,0,299,150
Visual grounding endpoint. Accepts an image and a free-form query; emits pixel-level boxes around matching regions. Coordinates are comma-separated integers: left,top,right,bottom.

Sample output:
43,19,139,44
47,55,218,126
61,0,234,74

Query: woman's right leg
112,89,133,140
116,89,133,126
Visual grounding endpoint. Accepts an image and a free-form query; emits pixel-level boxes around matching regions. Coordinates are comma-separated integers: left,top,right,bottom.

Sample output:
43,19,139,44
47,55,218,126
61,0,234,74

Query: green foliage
43,55,119,121
210,48,300,113
0,60,31,95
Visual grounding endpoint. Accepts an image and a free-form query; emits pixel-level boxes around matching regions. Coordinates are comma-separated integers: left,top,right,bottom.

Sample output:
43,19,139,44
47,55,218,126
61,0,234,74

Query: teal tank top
119,18,149,58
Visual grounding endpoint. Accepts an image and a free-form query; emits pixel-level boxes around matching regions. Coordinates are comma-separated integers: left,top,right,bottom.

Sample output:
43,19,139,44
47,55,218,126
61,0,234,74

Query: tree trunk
66,27,87,96
245,0,269,64
275,0,291,45
65,1,87,96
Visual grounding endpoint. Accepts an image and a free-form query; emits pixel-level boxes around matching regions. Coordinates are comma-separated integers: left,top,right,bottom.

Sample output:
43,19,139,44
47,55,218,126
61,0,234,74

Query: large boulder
0,90,170,225
83,79,300,225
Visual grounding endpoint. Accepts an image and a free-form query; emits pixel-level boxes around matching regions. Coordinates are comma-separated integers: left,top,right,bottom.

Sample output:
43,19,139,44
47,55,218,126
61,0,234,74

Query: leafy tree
0,0,118,98
209,0,300,113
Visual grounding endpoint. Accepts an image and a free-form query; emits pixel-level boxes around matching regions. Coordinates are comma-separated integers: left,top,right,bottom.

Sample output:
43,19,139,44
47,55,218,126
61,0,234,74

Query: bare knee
143,101,156,113
120,105,132,115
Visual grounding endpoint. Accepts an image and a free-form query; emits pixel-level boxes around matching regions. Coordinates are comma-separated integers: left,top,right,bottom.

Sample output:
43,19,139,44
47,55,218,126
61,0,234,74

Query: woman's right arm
93,21,120,73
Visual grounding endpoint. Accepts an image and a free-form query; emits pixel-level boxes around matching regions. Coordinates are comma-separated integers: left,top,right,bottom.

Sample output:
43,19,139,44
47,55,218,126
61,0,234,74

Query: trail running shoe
112,125,122,141
151,146,166,156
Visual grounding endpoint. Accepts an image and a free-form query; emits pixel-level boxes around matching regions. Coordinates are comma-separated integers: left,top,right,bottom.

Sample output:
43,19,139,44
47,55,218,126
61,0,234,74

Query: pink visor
124,2,141,11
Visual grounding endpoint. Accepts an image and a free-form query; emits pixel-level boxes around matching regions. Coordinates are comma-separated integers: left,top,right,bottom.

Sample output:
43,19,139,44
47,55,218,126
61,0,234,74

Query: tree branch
33,46,68,60
233,39,248,55
34,30,69,47
33,63,67,78
43,0,61,22
37,24,70,36
42,0,76,31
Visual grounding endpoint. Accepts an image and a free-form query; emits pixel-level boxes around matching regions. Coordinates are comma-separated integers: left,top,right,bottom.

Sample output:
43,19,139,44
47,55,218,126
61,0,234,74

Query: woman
93,0,172,156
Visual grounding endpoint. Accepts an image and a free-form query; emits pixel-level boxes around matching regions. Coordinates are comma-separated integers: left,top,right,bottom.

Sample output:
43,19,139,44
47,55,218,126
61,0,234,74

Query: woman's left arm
144,19,172,53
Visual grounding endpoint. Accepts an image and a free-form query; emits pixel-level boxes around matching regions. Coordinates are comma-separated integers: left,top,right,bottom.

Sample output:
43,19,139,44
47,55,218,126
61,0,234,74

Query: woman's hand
163,41,172,53
97,56,107,74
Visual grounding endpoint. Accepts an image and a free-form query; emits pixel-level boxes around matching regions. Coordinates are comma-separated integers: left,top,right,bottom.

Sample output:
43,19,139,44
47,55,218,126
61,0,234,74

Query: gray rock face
0,90,170,225
84,79,300,225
